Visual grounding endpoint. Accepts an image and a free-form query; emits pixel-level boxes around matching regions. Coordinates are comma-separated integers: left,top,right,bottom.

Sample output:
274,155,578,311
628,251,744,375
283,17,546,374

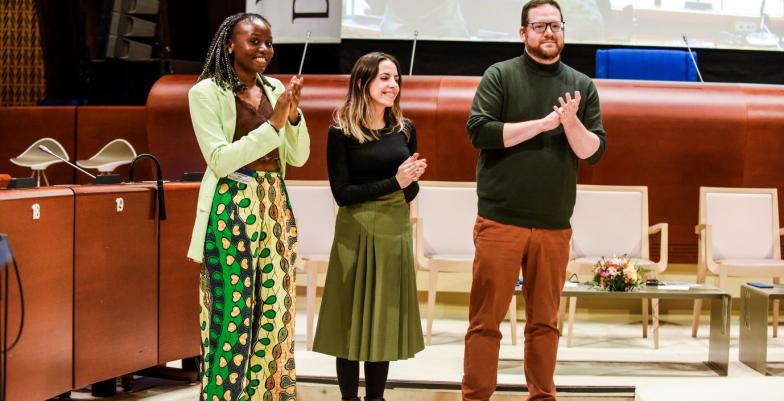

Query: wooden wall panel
0,106,76,185
0,188,74,401
75,106,151,184
742,85,784,191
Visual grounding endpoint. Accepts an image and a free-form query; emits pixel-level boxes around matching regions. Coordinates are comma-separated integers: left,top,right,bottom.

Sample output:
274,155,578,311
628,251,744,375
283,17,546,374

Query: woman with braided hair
187,12,310,401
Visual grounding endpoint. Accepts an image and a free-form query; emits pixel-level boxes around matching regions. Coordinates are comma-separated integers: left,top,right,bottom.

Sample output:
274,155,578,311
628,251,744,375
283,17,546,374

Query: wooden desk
72,184,159,388
559,284,731,376
158,182,200,364
739,284,784,375
0,188,74,401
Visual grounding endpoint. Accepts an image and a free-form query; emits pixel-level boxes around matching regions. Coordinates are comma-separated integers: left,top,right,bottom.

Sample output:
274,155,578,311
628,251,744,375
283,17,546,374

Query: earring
228,48,233,54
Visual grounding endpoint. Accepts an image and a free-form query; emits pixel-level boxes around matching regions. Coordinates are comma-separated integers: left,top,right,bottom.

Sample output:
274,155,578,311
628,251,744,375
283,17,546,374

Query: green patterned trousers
200,171,297,401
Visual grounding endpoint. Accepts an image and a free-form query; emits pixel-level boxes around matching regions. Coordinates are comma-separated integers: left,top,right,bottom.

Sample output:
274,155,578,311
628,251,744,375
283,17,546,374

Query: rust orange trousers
462,216,571,401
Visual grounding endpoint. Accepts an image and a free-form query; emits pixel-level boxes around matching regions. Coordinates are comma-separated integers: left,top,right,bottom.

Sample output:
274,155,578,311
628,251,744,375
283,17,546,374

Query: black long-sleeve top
326,122,419,206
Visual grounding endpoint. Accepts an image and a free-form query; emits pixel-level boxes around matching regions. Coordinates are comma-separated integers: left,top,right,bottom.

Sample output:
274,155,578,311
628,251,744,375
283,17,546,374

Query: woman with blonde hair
313,52,427,401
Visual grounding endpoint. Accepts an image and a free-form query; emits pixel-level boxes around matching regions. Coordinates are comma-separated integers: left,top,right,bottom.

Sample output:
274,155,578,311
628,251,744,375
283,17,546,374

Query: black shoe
364,398,385,401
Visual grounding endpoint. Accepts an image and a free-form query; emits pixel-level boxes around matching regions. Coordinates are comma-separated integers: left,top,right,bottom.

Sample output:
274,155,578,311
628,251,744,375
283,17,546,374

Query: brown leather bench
145,74,784,263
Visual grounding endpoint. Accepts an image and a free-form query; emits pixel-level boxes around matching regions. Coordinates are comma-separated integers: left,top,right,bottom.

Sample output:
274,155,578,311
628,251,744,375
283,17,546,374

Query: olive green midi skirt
312,191,425,362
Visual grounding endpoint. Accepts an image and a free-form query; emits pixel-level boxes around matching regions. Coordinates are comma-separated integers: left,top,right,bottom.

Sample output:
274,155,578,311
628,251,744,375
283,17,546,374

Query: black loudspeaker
101,0,160,59
123,0,159,14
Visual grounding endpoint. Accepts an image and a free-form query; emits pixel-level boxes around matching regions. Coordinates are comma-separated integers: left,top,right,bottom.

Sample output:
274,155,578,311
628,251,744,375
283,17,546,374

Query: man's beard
526,41,563,62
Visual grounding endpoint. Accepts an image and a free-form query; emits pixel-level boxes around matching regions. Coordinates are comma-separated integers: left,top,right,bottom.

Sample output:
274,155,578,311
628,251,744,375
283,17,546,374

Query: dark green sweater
467,52,606,229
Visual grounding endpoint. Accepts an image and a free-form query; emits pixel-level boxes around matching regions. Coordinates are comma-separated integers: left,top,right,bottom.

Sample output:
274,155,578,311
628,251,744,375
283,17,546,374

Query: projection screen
341,0,784,51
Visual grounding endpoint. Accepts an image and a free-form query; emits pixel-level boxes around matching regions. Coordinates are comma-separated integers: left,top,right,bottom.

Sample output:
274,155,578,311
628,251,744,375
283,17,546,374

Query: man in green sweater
461,1,606,401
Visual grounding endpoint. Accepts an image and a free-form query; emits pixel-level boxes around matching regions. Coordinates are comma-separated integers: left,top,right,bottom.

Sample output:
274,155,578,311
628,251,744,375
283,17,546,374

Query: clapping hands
395,153,428,189
269,75,304,130
551,90,581,128
286,75,303,122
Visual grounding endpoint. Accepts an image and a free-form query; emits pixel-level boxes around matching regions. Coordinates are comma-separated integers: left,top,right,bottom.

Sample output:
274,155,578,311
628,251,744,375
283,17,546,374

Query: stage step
298,378,635,401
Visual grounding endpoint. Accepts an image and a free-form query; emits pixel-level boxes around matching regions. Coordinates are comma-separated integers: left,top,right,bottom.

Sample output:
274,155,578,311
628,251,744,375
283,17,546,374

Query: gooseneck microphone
129,153,167,220
682,35,704,83
298,31,311,76
410,30,419,76
745,0,779,47
37,145,97,179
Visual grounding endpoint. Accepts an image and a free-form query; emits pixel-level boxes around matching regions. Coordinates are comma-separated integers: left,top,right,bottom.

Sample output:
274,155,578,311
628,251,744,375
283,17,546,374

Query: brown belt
245,158,279,172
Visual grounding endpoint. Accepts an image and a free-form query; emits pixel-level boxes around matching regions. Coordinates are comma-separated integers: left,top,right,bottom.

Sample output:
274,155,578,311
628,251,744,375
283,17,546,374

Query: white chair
412,181,518,345
692,187,784,338
285,180,336,350
565,185,668,348
76,139,137,174
9,137,69,186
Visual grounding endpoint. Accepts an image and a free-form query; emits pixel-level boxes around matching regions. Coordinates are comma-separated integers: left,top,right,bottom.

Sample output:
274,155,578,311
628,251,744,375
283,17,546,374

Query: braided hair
198,12,271,93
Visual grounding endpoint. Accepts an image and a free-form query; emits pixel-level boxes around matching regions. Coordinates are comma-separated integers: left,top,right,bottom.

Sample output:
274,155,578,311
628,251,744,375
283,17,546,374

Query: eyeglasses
527,21,565,33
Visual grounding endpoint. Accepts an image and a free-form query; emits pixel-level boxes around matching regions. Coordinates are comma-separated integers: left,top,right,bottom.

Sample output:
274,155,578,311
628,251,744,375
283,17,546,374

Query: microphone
746,0,779,47
297,31,311,76
681,35,704,83
409,30,419,76
129,154,166,220
38,145,96,179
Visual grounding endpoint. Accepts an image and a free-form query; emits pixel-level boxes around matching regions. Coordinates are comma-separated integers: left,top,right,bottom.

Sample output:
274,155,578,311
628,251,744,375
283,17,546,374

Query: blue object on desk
0,234,11,266
748,281,774,289
595,49,699,82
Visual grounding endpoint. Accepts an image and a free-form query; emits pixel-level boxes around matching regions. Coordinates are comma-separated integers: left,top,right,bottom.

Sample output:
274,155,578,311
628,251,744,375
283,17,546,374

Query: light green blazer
187,75,310,262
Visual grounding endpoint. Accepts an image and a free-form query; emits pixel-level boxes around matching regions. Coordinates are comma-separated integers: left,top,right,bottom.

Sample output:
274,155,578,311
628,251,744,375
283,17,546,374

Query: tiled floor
61,313,784,401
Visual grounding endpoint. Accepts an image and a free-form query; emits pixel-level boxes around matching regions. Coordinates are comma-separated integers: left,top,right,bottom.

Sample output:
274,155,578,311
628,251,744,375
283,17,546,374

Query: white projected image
341,0,784,51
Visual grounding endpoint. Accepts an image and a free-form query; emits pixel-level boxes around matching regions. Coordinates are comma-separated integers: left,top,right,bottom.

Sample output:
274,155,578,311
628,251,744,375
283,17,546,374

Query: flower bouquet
591,255,644,292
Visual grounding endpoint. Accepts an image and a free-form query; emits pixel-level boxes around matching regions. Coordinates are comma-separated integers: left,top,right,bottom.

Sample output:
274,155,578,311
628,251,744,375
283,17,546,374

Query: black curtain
37,0,85,103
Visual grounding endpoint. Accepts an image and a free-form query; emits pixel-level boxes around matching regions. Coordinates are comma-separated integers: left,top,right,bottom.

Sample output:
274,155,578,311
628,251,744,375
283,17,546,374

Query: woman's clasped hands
395,152,427,189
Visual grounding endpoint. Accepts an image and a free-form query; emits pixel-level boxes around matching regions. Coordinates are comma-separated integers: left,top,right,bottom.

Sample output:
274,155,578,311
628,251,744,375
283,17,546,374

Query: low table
559,283,732,376
739,283,784,375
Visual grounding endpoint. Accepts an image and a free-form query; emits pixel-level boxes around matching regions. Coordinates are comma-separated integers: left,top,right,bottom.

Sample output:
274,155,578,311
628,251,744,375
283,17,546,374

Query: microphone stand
298,31,311,76
682,35,704,83
128,154,166,221
38,146,121,185
745,0,780,47
38,145,95,179
409,30,419,76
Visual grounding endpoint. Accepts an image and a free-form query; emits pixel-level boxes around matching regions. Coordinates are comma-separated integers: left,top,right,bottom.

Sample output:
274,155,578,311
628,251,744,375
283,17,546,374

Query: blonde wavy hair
334,52,411,143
